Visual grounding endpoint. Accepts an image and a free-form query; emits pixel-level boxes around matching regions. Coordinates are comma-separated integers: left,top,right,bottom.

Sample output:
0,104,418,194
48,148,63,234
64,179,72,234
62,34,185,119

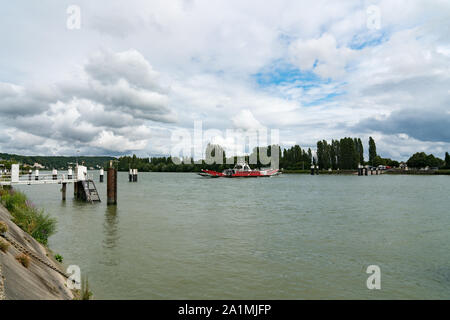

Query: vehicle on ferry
198,161,280,178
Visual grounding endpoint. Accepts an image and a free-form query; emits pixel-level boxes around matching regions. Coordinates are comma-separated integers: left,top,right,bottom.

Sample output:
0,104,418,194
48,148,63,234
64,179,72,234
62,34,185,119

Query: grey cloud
354,108,450,143
0,82,56,117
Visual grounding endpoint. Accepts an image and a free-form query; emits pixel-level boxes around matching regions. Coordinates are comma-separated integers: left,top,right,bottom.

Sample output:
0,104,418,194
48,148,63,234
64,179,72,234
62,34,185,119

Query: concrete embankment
0,203,73,300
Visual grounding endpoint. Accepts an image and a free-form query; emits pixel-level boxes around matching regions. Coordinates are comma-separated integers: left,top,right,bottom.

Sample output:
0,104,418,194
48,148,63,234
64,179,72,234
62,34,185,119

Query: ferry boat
198,161,280,178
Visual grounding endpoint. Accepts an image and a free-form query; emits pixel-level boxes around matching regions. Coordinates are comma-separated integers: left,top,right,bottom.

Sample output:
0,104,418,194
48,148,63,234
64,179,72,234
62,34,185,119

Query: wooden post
310,165,314,175
129,169,132,182
315,165,319,175
68,168,73,180
107,162,117,205
99,168,104,183
35,169,39,181
52,169,57,180
62,183,67,201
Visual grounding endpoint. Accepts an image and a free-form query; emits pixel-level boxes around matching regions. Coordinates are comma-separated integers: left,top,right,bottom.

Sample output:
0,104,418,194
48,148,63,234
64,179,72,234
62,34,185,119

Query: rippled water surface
16,172,450,299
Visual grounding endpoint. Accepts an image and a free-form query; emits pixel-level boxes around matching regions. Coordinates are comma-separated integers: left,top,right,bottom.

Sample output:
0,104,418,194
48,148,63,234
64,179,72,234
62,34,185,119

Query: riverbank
0,192,74,300
281,169,450,175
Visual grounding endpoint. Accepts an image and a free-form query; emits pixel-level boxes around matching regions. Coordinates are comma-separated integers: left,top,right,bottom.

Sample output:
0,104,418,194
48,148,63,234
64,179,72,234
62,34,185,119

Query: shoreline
0,190,76,300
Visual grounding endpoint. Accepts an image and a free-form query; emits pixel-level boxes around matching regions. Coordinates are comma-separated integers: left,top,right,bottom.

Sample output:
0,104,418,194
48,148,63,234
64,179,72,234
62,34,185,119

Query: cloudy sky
1,0,449,160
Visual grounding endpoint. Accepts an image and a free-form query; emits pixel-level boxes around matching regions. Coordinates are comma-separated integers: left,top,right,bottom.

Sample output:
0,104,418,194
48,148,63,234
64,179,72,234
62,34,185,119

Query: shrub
0,221,7,234
54,254,63,263
16,253,31,268
0,238,10,252
81,277,93,300
0,189,56,245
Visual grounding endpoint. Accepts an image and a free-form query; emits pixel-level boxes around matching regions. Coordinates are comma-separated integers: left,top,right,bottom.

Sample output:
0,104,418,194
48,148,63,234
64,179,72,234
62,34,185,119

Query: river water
16,172,450,299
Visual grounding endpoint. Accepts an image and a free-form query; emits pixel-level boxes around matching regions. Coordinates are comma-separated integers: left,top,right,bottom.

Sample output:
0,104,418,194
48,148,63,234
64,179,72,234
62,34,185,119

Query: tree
369,137,377,166
407,152,444,168
358,138,364,164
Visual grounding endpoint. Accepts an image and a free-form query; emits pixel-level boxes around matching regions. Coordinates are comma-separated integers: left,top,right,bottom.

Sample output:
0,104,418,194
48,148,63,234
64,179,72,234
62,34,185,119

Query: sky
0,0,449,160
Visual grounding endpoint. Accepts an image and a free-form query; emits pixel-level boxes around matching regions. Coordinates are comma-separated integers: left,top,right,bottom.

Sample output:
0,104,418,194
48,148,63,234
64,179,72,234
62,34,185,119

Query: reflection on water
102,205,120,266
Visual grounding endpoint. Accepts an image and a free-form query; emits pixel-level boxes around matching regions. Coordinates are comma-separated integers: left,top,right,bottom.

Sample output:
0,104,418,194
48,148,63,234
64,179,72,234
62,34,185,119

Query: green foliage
407,152,444,168
0,221,8,234
369,137,377,165
80,276,93,300
0,238,10,252
0,189,56,245
0,153,115,170
445,152,450,169
54,253,63,263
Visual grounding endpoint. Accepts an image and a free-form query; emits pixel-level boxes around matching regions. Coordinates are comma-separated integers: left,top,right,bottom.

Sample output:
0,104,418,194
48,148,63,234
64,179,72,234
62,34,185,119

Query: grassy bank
0,187,56,245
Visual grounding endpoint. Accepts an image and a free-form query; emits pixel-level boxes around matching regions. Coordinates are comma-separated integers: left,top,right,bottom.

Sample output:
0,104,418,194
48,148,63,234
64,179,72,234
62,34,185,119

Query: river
16,172,450,299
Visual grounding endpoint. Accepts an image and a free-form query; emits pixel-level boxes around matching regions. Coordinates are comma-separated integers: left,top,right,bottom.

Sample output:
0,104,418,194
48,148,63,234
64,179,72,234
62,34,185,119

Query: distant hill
0,153,116,170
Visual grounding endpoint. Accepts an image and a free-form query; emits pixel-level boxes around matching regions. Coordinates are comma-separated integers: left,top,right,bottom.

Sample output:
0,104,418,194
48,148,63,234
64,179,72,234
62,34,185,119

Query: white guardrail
0,164,93,185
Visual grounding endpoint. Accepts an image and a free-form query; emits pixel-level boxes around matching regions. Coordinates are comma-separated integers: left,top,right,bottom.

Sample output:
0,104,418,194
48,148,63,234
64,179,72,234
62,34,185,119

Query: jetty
0,164,100,203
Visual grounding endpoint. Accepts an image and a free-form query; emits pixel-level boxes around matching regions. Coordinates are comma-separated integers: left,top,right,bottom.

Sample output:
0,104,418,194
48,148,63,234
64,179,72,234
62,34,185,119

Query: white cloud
0,0,449,159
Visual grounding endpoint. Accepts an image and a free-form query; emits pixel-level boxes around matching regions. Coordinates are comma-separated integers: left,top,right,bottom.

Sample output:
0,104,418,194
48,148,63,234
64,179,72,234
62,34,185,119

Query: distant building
33,163,45,169
399,162,408,170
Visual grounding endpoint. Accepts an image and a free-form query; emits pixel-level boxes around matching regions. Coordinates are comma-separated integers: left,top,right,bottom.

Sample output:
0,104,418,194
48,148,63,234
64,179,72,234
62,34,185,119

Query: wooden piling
310,165,314,175
99,168,104,183
129,169,132,182
107,165,117,205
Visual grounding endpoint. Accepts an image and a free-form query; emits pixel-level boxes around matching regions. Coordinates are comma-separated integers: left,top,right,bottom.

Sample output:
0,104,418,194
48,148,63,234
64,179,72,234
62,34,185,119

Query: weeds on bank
0,188,56,245
16,253,30,268
54,254,63,263
0,238,10,252
0,221,7,234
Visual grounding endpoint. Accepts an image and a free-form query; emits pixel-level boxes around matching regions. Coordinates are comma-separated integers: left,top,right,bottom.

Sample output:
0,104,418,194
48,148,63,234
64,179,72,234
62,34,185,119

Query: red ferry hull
199,169,279,177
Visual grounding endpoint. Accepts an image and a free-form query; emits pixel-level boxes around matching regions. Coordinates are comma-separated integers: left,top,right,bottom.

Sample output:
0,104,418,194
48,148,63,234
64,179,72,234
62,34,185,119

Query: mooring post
28,169,32,181
62,183,67,201
68,168,73,180
107,162,117,205
52,169,57,180
376,168,379,175
364,166,368,176
35,169,39,181
310,165,314,175
133,169,138,182
99,168,104,183
315,165,319,175
129,168,132,182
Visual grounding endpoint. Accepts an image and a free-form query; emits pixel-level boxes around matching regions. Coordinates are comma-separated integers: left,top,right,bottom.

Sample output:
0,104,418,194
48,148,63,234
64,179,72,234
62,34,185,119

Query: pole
107,162,117,205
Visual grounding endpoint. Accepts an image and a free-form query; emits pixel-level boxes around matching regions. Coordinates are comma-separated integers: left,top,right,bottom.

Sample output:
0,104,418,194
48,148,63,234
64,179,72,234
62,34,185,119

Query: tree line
2,139,449,172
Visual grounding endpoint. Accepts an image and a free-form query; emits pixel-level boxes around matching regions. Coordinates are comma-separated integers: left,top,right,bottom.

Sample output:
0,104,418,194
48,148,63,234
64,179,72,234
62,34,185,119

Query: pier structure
0,164,100,203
